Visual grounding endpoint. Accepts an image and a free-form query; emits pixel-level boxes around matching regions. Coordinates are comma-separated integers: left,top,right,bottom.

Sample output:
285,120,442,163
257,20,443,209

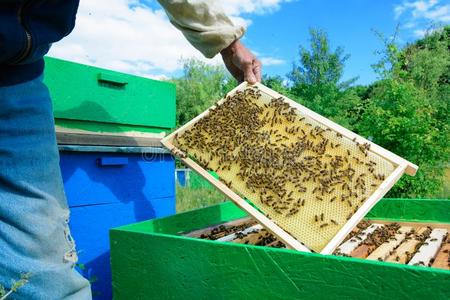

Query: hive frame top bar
162,82,418,254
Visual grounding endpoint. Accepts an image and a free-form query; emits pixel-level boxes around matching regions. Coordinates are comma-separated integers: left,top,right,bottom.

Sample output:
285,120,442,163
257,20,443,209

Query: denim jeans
0,76,91,299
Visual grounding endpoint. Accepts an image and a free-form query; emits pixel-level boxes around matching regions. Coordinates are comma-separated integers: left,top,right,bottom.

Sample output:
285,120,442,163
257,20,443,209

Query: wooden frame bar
56,126,165,147
162,82,418,254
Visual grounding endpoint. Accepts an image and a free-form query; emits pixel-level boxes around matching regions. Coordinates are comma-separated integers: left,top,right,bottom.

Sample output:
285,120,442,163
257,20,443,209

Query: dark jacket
0,0,79,86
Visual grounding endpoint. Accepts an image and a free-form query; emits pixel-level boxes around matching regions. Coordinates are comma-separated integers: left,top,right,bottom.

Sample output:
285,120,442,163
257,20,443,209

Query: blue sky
49,0,450,86
241,0,450,85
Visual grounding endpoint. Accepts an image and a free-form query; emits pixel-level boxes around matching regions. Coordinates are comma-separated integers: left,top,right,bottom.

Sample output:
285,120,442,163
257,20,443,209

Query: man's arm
157,0,261,83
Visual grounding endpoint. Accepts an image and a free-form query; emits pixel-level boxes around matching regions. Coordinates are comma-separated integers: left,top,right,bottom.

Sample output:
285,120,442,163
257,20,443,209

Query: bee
320,223,329,228
331,219,338,225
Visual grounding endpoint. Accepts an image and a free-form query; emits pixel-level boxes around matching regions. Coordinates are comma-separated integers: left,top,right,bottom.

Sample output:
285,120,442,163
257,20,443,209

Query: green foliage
356,79,447,197
289,28,357,89
262,75,290,96
173,58,236,126
287,28,361,129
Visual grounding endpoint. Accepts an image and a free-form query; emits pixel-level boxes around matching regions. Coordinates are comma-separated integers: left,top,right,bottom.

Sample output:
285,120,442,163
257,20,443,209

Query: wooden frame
161,82,418,254
56,126,165,147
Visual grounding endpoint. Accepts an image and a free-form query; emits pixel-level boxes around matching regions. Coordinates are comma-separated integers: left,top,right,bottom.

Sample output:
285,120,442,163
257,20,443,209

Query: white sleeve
157,0,245,58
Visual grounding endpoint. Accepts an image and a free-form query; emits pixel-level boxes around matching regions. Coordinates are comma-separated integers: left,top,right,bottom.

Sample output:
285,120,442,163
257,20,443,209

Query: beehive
110,198,450,300
162,83,417,253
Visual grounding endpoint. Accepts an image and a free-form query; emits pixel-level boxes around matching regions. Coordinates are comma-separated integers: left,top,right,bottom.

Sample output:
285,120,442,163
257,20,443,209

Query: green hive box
44,57,176,134
110,198,450,299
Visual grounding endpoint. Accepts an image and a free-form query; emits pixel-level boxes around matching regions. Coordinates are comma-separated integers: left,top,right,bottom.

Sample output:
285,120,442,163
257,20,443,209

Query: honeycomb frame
162,82,417,254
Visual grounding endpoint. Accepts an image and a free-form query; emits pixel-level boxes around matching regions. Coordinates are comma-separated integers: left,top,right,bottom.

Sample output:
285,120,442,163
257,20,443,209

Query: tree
262,75,292,97
288,28,360,128
172,59,236,126
357,79,445,197
289,28,358,90
357,26,450,198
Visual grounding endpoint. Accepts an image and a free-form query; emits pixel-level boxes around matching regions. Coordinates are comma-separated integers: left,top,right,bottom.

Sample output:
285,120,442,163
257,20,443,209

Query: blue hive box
59,145,175,299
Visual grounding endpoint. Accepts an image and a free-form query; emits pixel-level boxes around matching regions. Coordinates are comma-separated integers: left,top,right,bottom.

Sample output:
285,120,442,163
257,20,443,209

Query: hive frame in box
161,82,418,254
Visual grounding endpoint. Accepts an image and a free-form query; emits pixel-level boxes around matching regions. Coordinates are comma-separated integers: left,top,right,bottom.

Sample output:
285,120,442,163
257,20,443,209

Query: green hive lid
44,57,176,131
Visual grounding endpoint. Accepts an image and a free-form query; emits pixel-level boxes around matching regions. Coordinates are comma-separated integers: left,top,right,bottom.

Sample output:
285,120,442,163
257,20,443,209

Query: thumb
243,61,257,84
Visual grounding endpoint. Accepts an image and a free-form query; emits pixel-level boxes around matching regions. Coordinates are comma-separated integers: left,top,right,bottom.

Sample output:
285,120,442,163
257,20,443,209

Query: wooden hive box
45,57,176,138
110,198,450,299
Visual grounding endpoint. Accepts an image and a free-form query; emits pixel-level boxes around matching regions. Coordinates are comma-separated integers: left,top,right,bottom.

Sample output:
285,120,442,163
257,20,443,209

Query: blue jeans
0,76,91,299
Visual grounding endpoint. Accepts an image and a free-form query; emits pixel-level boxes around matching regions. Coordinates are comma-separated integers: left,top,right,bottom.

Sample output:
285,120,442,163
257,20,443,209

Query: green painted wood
111,231,450,300
54,119,169,134
110,198,450,299
44,57,176,131
366,198,450,223
118,201,247,236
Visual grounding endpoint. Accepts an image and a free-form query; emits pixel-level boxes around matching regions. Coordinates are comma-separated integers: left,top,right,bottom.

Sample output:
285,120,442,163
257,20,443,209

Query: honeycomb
173,85,396,252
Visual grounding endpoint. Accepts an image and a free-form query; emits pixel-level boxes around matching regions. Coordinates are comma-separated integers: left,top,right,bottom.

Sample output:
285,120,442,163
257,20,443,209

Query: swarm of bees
174,85,395,252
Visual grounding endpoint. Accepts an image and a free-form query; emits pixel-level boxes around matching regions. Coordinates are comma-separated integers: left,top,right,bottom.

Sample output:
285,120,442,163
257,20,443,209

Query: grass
176,184,227,213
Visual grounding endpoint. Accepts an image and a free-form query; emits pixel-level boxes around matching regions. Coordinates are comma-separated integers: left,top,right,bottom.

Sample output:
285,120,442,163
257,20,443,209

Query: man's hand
220,40,261,84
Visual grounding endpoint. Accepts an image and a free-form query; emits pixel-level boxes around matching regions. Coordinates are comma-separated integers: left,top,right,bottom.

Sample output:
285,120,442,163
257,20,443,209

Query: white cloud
413,28,427,37
48,0,288,79
394,0,449,39
260,57,286,66
221,0,291,16
395,0,450,22
424,5,450,21
394,5,407,19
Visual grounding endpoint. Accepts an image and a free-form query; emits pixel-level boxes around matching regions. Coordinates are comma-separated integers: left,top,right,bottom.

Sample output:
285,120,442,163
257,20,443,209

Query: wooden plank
336,224,383,256
217,224,263,242
56,126,164,146
385,227,428,264
265,240,284,247
408,228,448,266
161,82,416,254
367,220,450,231
231,231,265,245
350,244,374,259
183,217,253,238
431,236,450,270
366,226,412,261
